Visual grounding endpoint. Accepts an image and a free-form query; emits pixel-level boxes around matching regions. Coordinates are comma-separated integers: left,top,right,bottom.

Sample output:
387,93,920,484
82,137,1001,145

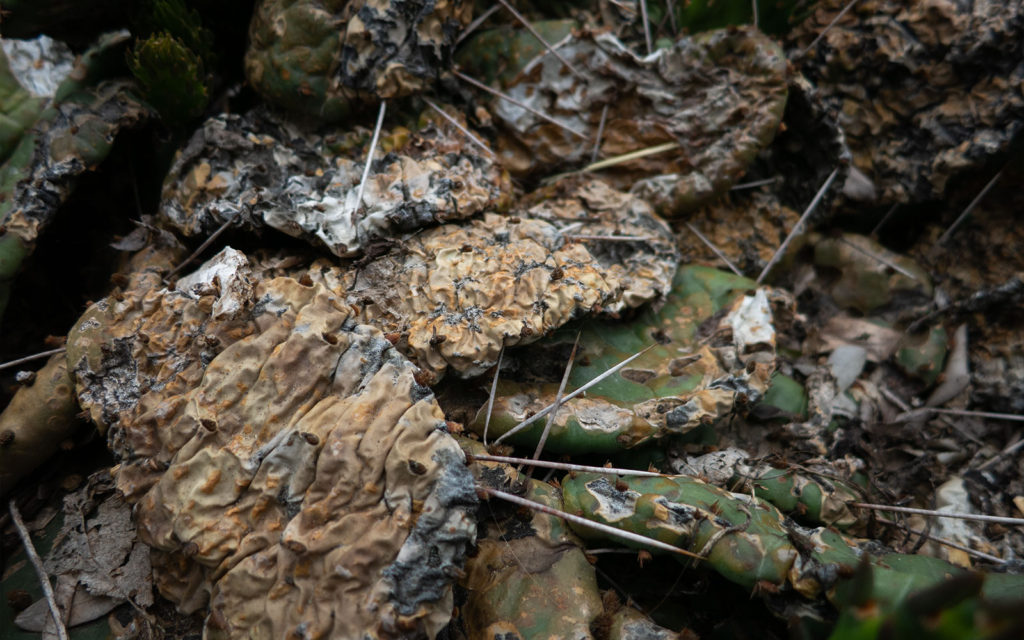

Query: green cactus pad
471,265,779,453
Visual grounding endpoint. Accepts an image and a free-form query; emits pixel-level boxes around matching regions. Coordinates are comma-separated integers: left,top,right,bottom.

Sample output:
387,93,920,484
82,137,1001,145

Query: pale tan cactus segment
65,248,477,639
66,246,258,486
519,178,680,313
314,181,678,381
317,213,616,380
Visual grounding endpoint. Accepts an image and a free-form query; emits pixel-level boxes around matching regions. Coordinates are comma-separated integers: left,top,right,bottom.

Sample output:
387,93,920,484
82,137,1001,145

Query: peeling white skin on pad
584,477,641,523
175,247,253,320
2,34,76,98
728,289,775,354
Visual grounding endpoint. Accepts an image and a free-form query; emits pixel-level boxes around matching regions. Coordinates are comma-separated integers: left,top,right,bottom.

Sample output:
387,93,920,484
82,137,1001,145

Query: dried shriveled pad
471,25,787,216
518,178,679,311
159,106,510,257
790,0,1024,204
66,248,477,638
246,0,473,120
312,180,678,380
473,266,781,453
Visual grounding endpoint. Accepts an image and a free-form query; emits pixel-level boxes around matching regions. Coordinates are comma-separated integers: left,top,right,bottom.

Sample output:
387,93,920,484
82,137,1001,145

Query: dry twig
481,487,702,558
495,345,655,443
482,346,504,446
795,0,860,59
685,223,743,277
496,0,583,78
0,347,66,373
423,97,496,158
470,454,664,477
453,70,588,139
529,331,580,466
852,502,1024,527
9,500,69,640
756,167,839,285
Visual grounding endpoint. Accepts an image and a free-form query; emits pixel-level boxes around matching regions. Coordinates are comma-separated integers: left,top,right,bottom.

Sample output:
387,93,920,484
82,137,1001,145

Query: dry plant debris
14,470,152,634
3,2,1024,639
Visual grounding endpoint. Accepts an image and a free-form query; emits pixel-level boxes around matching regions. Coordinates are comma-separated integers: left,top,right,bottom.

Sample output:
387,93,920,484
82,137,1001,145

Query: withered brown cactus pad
311,179,678,380
159,106,510,257
790,0,1024,203
518,178,680,311
66,248,477,638
481,26,787,216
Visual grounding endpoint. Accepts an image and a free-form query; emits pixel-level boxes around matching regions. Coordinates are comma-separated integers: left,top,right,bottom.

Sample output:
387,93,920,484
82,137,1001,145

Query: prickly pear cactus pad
245,0,473,120
66,247,478,638
0,31,149,242
671,448,862,529
473,266,780,453
311,182,678,380
159,105,510,257
458,439,603,639
790,0,1024,204
468,25,787,216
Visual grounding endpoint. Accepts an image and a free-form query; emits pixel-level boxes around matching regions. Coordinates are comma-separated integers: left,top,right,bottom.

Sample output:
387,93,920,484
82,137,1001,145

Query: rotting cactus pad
66,248,478,638
159,105,510,257
309,179,678,381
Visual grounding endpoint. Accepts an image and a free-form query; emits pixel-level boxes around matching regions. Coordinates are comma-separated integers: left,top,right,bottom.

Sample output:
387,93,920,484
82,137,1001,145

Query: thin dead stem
456,4,500,45
482,346,504,447
496,0,583,78
684,223,743,277
529,331,581,467
453,69,588,139
482,487,703,558
9,500,69,640
354,101,388,217
590,104,609,163
876,516,1006,565
494,345,655,444
795,0,860,59
423,98,496,158
852,502,1024,526
729,176,779,191
0,347,66,373
937,169,1003,245
639,0,653,55
836,236,921,281
165,211,238,282
756,167,839,285
471,454,664,477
